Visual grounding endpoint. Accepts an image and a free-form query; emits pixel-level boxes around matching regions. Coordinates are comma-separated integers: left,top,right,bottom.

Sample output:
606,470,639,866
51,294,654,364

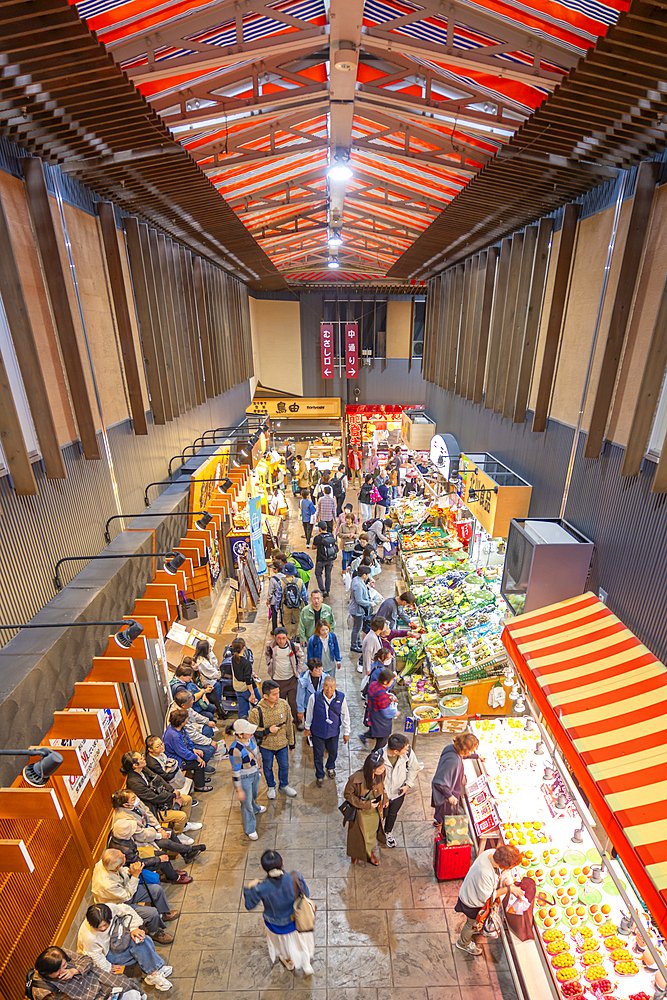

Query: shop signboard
320,323,334,378
50,708,121,805
248,495,267,575
345,322,358,378
460,454,532,538
189,447,230,527
247,398,341,419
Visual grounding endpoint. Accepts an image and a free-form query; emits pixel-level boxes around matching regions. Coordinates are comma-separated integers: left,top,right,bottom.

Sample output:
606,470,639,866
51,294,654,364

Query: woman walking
227,719,266,841
343,750,388,866
431,733,480,833
358,474,374,522
229,639,259,719
306,621,342,673
243,850,314,975
337,511,358,571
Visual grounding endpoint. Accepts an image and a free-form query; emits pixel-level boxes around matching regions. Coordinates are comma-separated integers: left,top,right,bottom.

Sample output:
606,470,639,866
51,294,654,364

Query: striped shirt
229,737,260,784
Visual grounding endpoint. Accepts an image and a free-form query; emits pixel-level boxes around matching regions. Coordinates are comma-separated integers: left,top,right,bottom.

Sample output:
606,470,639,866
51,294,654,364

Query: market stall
479,591,667,1000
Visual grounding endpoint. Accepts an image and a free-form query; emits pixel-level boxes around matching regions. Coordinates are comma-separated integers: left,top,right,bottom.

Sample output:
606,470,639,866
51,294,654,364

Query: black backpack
362,518,376,532
320,532,338,562
331,474,343,498
282,579,304,609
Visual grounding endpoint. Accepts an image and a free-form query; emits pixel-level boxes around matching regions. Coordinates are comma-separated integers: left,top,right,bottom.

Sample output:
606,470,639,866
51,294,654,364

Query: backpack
362,518,375,532
291,551,314,571
331,474,343,498
282,578,304,610
319,533,338,562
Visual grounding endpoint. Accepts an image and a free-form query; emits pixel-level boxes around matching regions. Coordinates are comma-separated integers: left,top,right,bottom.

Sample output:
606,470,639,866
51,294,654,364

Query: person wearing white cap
226,718,267,840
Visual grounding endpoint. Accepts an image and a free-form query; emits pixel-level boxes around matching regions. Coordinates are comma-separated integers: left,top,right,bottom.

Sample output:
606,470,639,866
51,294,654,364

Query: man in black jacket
120,751,202,843
311,520,338,598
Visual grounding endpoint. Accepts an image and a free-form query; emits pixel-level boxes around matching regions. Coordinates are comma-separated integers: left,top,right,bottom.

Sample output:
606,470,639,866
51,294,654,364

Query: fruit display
585,965,608,981
560,981,584,997
557,968,580,982
553,953,576,969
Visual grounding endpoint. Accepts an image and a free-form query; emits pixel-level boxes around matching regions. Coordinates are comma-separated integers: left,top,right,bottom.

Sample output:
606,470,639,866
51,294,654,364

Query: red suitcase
433,835,472,881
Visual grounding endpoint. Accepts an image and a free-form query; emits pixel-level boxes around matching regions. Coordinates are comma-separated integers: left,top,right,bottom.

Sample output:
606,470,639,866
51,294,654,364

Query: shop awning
502,592,667,937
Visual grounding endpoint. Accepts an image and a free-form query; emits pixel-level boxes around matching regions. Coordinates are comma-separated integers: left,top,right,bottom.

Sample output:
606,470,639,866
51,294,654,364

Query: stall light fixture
53,552,186,591
328,259,340,269
0,748,65,787
104,510,212,543
218,478,233,491
164,553,186,575
114,619,144,648
571,823,585,845
195,512,213,531
232,460,239,468
328,231,343,247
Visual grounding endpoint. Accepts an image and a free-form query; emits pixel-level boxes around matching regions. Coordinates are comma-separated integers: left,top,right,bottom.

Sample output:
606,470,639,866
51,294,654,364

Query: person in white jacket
77,902,173,991
91,850,176,943
382,734,419,848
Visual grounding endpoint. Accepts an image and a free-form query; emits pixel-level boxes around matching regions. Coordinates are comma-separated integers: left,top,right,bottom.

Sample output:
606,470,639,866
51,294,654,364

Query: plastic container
439,694,469,717
412,705,441,734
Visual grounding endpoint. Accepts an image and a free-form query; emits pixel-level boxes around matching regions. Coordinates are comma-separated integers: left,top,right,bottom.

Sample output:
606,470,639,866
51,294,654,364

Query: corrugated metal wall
0,382,250,642
426,382,667,662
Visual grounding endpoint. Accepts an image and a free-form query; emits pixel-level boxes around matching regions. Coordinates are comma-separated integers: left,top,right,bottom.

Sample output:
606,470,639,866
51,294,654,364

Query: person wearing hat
225,719,267,840
279,562,308,641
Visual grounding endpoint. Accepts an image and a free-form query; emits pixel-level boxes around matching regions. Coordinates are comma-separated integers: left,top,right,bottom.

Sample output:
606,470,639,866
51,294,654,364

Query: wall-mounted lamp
468,485,499,503
0,619,144,646
53,552,187,592
0,748,65,787
104,510,213,543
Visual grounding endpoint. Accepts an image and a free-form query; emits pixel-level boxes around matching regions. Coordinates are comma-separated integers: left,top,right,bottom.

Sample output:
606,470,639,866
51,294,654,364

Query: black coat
125,768,176,818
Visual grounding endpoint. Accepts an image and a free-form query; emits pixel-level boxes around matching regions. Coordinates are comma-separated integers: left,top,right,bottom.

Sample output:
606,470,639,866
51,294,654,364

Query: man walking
297,454,309,491
331,464,348,517
348,445,362,490
316,485,336,532
248,680,297,798
348,566,373,653
278,563,308,640
304,675,350,786
382,734,419,847
298,590,335,645
311,520,338,598
265,626,304,725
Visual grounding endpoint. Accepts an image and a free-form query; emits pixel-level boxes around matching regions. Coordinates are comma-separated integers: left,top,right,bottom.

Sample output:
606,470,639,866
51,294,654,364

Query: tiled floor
156,493,520,1000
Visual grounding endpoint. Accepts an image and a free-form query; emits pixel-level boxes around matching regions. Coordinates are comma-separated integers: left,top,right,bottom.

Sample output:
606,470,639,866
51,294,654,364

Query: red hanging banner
345,322,358,378
320,323,334,379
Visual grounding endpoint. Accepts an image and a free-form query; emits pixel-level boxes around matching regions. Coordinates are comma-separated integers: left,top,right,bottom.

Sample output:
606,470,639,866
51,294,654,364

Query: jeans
131,883,169,930
383,792,406,833
350,614,366,650
238,770,262,834
341,550,353,570
303,521,313,544
311,734,339,779
104,937,163,975
237,685,260,720
260,745,290,788
199,742,215,764
193,701,215,722
270,607,283,633
336,494,345,516
202,724,215,738
315,560,333,594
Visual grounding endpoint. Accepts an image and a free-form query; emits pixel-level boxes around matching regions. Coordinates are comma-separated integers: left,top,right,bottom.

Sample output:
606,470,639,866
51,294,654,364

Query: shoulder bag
290,872,317,932
108,913,134,953
338,799,357,825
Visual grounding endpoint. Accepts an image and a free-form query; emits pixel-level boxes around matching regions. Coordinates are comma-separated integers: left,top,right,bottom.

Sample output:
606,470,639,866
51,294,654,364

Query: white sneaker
159,967,173,979
356,664,363,673
267,787,277,799
281,785,297,797
144,972,172,990
385,833,396,848
183,822,202,832
247,831,259,840
256,805,267,814
178,834,194,845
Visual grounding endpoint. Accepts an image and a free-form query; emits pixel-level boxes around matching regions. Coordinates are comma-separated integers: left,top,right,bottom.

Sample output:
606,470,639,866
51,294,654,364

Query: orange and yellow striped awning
502,592,667,937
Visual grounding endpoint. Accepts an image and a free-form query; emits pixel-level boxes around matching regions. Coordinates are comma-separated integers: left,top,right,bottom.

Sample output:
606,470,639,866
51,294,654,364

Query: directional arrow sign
345,322,358,379
321,322,334,379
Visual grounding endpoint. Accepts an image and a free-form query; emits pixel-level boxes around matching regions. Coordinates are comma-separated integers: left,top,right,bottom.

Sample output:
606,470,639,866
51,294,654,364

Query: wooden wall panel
503,225,538,419
0,187,65,478
585,161,659,458
493,233,524,414
436,272,450,390
22,158,100,460
141,225,174,421
514,217,554,424
466,254,485,401
473,247,498,405
157,234,184,415
123,217,166,425
446,264,464,392
485,237,512,409
193,257,215,399
180,248,205,406
0,351,37,494
532,204,580,432
623,271,667,479
148,230,178,416
97,203,147,435
457,258,473,396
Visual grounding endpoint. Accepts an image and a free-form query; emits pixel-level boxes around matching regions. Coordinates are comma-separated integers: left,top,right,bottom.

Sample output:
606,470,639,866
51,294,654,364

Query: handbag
338,799,357,825
108,913,134,953
480,903,503,939
291,872,317,932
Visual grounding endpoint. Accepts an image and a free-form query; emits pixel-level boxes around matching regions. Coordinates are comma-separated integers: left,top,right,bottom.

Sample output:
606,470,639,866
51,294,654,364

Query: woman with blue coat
306,620,341,673
243,849,314,975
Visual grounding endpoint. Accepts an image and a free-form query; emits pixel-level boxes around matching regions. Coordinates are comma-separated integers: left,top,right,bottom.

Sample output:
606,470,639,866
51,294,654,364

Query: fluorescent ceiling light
327,163,352,181
328,232,343,247
328,260,340,269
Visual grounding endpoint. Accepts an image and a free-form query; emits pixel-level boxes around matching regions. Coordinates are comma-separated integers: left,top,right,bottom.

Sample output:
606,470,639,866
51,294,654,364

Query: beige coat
343,769,388,861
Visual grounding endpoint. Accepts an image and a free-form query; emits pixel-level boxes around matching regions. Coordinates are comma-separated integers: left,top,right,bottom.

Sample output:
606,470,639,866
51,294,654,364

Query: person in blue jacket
296,658,329,729
163,708,210,791
306,621,341,673
243,849,314,975
299,489,316,545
